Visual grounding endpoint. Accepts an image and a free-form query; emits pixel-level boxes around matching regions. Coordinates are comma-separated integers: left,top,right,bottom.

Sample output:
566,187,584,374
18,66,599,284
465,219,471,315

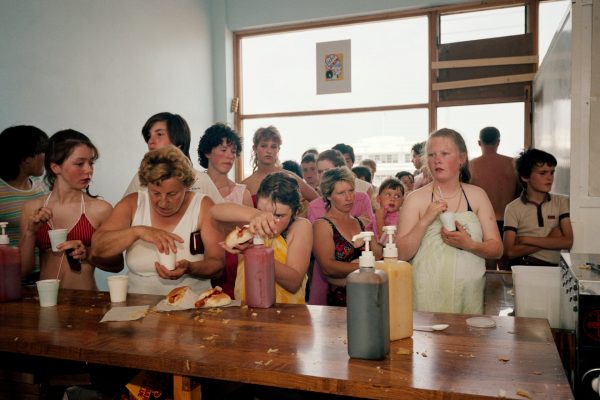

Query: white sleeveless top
223,183,247,204
126,190,211,295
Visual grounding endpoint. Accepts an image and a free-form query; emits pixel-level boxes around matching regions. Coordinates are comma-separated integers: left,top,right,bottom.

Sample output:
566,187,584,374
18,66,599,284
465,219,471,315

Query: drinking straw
56,252,65,280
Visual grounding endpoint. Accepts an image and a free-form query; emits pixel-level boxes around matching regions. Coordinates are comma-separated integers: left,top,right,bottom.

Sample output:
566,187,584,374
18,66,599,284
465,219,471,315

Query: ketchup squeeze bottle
0,222,22,302
243,235,275,308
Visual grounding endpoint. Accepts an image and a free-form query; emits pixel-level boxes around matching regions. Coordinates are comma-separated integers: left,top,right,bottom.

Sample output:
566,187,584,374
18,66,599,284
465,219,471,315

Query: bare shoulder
404,184,432,207
290,217,311,231
462,183,492,208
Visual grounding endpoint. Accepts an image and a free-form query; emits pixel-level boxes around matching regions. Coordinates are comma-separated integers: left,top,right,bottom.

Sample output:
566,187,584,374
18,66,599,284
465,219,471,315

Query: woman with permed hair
211,172,312,303
20,130,123,290
241,125,318,207
91,145,224,295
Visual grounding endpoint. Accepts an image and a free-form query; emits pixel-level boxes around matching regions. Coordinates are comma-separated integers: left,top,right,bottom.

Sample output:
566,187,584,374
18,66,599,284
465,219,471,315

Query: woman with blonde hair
91,145,224,295
396,128,502,314
242,126,318,207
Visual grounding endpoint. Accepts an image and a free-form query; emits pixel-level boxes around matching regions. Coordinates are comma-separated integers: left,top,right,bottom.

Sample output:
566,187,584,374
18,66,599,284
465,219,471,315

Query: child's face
377,187,403,212
524,163,555,194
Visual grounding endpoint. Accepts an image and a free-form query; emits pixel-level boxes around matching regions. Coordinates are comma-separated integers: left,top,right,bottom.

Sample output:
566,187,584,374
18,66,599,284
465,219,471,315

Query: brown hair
320,167,355,210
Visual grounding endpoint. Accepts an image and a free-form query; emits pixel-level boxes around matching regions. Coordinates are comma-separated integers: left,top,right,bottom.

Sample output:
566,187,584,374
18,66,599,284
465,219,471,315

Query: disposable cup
36,279,60,307
107,275,129,303
157,250,176,271
439,212,457,231
48,229,68,252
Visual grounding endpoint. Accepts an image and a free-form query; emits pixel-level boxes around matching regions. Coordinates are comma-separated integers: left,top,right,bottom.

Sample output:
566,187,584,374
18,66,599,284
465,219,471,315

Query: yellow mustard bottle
375,225,413,341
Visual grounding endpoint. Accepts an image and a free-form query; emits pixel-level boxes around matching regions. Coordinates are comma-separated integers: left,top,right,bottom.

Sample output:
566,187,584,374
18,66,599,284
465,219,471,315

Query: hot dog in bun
225,225,253,248
195,286,232,308
166,286,191,306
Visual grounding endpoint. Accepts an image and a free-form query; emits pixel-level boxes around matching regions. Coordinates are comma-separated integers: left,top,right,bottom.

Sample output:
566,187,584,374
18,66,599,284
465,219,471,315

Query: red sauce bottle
243,236,275,308
0,222,22,302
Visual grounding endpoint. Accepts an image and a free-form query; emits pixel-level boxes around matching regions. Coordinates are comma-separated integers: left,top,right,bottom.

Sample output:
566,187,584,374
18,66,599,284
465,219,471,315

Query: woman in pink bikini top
20,130,123,290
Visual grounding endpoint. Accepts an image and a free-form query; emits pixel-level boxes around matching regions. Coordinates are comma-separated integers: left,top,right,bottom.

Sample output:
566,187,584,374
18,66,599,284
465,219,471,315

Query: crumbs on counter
516,389,532,399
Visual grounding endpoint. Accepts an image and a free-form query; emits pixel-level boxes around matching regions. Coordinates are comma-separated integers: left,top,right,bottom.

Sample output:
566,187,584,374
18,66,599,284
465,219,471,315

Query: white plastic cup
36,279,60,307
157,250,176,271
48,229,68,252
439,212,457,231
107,275,129,303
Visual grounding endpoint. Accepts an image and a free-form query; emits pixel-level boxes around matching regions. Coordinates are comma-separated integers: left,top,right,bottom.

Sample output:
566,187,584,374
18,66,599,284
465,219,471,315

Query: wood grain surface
0,288,573,399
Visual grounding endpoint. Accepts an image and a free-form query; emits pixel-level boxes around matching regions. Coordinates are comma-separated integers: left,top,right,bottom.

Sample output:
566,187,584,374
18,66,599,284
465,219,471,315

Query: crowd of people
0,116,573,314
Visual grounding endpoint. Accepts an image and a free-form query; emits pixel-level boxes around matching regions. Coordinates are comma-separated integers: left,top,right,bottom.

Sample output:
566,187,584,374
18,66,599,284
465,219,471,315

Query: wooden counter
0,288,573,399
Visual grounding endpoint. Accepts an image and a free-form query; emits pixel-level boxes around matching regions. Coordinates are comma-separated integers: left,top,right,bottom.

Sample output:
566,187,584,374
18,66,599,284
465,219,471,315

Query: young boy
373,178,404,243
503,148,573,266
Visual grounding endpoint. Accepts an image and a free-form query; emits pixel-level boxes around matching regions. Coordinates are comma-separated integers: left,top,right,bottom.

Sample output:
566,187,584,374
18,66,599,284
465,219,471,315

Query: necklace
433,184,462,200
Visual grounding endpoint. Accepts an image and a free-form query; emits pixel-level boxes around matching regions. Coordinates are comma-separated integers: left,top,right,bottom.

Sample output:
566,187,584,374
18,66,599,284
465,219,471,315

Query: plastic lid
351,231,375,268
0,222,8,245
252,235,264,245
382,225,398,258
383,244,398,259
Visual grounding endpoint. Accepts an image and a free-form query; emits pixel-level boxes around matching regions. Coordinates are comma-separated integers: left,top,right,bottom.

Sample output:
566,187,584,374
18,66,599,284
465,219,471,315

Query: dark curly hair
197,123,242,168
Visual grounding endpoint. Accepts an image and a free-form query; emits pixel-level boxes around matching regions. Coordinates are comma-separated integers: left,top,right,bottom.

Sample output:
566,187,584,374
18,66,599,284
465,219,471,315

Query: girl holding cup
20,130,123,290
396,128,502,314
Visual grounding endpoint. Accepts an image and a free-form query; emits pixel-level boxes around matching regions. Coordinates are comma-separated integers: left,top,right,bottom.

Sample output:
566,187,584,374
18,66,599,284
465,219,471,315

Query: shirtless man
469,127,519,269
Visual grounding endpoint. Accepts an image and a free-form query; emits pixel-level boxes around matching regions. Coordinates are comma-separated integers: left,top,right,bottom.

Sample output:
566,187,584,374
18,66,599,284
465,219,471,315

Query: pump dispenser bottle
0,222,22,302
346,231,389,360
243,235,275,308
376,225,413,340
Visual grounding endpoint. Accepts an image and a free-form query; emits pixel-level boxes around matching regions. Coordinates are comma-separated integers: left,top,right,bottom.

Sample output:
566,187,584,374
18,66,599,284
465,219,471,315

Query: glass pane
440,6,525,44
539,1,570,64
436,103,525,160
241,108,429,185
241,16,428,114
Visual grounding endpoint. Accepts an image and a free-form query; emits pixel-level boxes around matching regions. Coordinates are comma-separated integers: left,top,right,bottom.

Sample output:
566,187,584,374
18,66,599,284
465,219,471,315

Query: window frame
233,0,548,180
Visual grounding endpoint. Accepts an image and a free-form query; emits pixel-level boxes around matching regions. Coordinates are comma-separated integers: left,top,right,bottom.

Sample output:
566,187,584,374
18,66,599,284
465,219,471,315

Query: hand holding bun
195,286,232,308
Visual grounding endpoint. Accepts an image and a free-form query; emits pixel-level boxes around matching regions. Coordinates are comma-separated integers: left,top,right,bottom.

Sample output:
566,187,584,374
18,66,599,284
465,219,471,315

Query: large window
236,1,565,181
242,109,428,183
241,17,428,115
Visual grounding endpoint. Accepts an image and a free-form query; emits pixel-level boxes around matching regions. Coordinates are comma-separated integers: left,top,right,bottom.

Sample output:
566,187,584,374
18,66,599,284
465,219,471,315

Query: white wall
0,0,215,289
0,0,214,206
533,0,600,254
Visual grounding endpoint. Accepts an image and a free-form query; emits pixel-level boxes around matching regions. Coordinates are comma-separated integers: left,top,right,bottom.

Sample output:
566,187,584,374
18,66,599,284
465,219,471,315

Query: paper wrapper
153,288,240,312
100,305,149,322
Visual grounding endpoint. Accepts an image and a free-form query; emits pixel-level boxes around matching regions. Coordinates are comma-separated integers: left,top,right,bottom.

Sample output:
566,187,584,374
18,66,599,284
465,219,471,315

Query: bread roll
195,286,232,308
225,226,253,248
